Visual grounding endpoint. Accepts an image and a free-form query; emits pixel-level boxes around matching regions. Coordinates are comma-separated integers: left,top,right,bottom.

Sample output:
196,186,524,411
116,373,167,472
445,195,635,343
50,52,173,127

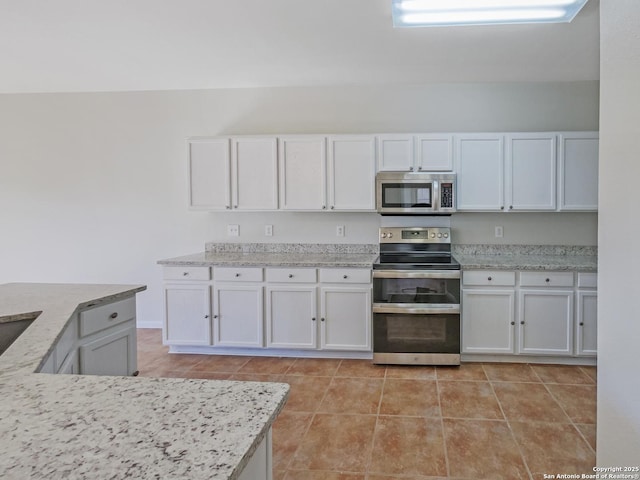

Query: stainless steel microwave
375,172,456,215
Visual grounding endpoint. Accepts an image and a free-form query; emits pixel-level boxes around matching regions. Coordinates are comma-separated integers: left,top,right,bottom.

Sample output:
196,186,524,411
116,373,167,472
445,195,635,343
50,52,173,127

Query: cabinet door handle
289,274,294,278
109,312,118,320
183,272,189,276
234,205,238,209
579,322,584,326
213,315,218,319
322,205,326,209
235,273,240,277
343,275,348,279
226,206,231,209
321,317,325,322
520,321,525,325
312,317,316,322
417,166,422,171
509,205,513,210
409,166,414,171
500,206,504,210
204,315,209,319
511,321,515,325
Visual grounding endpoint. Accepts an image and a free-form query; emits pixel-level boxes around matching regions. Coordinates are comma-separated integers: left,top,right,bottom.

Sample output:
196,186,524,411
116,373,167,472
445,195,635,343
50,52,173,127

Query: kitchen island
0,283,289,480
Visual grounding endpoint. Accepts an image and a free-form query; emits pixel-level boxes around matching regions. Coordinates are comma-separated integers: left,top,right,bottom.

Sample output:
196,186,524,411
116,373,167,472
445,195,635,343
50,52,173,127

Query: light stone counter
0,283,289,479
453,245,597,272
159,243,379,268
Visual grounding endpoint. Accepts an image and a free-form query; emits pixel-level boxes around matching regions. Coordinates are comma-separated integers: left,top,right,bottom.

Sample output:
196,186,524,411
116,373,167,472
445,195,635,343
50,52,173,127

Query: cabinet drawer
319,268,371,284
577,272,597,288
214,267,263,282
163,266,211,281
266,268,317,283
519,271,574,287
463,271,515,287
79,297,136,338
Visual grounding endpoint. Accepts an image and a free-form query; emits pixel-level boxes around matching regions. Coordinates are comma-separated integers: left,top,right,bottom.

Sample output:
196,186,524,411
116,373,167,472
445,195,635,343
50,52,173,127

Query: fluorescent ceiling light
392,0,589,27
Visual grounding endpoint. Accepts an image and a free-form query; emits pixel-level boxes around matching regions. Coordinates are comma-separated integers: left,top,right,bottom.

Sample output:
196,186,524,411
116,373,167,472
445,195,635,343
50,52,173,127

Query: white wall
0,82,598,327
597,0,640,465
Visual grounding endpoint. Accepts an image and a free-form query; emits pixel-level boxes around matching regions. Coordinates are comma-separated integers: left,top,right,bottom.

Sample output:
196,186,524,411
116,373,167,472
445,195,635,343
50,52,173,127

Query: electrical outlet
227,224,239,237
495,226,504,238
336,225,345,237
264,224,273,236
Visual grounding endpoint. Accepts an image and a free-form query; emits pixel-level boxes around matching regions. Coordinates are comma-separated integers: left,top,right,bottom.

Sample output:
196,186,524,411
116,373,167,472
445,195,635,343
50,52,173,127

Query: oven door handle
373,304,460,315
373,270,460,279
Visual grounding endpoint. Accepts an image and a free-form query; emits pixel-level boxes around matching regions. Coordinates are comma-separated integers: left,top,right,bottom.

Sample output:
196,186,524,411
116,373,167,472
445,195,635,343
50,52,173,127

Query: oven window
373,313,460,354
373,277,460,305
381,183,432,208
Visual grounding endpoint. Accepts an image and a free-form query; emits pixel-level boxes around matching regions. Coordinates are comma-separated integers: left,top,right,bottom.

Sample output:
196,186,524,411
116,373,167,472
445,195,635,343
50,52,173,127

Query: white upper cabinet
455,134,505,211
376,135,414,171
231,137,278,210
188,137,277,211
327,136,376,211
558,132,599,211
415,134,454,171
279,136,327,210
377,134,454,172
188,138,231,210
506,133,557,211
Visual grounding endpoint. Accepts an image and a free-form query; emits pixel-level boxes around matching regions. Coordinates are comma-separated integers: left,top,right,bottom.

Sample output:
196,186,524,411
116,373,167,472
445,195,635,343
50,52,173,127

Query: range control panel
379,227,451,243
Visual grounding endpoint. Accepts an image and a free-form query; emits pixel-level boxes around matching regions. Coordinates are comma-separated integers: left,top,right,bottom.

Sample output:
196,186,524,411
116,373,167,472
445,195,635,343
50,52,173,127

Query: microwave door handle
433,180,440,211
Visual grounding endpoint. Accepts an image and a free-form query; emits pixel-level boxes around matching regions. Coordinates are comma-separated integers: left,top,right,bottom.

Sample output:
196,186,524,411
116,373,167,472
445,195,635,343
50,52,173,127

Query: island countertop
0,283,289,480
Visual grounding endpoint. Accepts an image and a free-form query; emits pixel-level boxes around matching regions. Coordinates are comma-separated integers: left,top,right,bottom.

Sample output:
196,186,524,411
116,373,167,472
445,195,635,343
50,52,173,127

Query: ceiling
0,0,600,94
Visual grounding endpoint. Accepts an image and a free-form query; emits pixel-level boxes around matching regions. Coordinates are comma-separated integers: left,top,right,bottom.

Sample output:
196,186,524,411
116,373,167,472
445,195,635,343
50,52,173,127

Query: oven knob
381,233,387,238
431,233,436,238
388,233,393,238
437,233,442,238
443,233,449,238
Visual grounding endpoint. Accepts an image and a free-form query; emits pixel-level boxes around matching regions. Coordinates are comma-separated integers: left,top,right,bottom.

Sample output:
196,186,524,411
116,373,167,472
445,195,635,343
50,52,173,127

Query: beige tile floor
137,329,596,480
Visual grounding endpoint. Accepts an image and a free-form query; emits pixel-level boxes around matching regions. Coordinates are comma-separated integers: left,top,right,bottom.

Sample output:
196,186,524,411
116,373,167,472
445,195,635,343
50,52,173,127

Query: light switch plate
336,225,345,237
265,225,273,236
495,226,503,238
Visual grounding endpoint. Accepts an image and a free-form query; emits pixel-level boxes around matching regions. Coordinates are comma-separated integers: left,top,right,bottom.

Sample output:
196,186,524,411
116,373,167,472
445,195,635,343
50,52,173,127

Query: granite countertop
453,245,597,272
158,251,379,268
0,283,289,479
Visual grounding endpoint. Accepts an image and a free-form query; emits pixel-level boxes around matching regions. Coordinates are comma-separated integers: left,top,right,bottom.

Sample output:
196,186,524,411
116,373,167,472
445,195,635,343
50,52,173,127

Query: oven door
373,306,460,363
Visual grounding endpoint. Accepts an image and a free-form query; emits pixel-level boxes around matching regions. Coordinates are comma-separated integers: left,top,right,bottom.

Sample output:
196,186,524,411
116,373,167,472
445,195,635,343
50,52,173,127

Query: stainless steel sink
0,314,39,355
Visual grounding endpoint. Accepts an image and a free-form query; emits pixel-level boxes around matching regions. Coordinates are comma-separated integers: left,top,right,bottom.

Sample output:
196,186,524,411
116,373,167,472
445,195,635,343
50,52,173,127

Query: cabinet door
462,289,515,354
576,291,597,356
327,136,376,211
163,284,211,346
213,284,264,347
506,133,557,211
188,138,231,210
415,134,454,171
57,349,79,375
518,290,573,355
266,286,317,349
376,135,414,171
279,137,326,210
232,137,278,210
79,324,137,376
558,132,599,211
320,286,371,351
455,135,504,211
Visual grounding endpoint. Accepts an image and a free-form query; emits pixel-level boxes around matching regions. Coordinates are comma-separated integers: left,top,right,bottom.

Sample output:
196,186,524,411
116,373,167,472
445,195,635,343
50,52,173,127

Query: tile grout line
482,362,535,480
435,367,452,479
363,363,388,478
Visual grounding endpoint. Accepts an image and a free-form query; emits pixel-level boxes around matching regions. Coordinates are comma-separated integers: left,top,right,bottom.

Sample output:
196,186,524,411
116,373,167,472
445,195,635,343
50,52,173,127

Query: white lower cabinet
320,286,372,351
163,283,211,346
213,284,264,347
518,289,573,355
266,285,317,349
462,270,596,360
39,295,139,376
462,289,515,354
238,429,272,480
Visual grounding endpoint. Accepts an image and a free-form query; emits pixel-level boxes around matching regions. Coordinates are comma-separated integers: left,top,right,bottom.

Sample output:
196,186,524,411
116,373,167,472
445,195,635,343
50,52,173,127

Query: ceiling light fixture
392,0,589,27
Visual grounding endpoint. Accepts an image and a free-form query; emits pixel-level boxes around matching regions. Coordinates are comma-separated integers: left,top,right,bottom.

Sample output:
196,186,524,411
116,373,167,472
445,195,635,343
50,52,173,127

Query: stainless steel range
372,227,461,366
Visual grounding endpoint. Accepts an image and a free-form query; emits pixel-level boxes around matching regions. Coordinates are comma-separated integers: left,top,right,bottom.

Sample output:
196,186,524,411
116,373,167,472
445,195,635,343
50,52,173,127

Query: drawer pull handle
511,321,515,325
213,315,218,319
579,322,584,326
109,312,118,320
183,272,189,276
487,276,492,281
289,274,294,278
545,278,550,283
312,317,316,322
235,273,240,277
343,275,348,279
520,321,525,325
204,315,209,319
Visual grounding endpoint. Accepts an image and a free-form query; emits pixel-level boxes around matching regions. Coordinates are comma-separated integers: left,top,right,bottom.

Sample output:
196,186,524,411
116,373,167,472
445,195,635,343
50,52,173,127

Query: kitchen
0,0,638,477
